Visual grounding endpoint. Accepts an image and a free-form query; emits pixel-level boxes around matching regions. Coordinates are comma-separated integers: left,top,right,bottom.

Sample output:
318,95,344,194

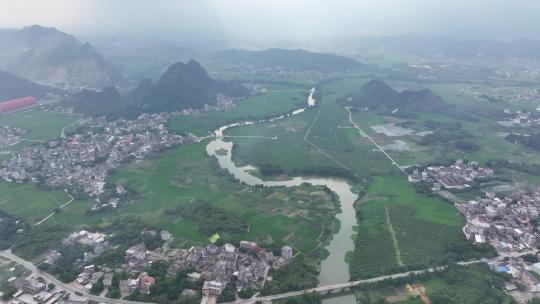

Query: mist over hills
213,48,362,72
0,25,126,88
340,79,446,112
88,36,201,82
354,33,540,59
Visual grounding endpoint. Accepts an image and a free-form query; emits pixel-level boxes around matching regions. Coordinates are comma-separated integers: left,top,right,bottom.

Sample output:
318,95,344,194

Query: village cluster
0,126,25,150
498,109,540,127
0,113,185,199
38,228,294,302
459,189,540,295
7,275,63,304
408,159,495,190
516,88,540,103
409,159,540,296
168,83,264,118
458,190,540,252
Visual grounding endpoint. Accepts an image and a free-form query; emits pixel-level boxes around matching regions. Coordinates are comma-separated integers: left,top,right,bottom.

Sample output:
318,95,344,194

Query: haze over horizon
1,0,540,46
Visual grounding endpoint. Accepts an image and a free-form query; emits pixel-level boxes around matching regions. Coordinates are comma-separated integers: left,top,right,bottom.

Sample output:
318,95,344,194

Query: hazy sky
1,0,540,42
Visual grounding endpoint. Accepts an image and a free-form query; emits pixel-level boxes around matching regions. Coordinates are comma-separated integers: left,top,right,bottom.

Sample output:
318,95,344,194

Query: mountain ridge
0,25,126,88
64,59,248,118
339,79,446,112
0,69,58,101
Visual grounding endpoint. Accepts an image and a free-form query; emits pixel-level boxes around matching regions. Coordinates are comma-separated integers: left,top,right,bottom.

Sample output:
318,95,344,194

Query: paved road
346,107,406,174
225,250,539,304
0,250,153,304
2,248,535,304
34,193,75,226
302,92,356,174
224,260,483,304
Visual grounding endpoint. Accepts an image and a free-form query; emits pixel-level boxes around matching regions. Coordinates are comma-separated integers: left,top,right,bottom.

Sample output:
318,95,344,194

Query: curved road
0,250,153,304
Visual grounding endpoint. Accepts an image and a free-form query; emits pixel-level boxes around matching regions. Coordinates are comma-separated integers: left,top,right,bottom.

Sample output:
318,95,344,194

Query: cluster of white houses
408,159,494,190
42,227,295,301
0,113,185,199
457,190,540,253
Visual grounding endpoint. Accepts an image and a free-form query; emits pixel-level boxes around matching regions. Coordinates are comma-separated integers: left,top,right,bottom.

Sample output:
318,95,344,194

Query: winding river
206,88,357,303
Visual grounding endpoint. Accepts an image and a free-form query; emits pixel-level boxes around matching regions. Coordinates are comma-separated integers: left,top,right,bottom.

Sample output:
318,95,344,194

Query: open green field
0,181,72,221
318,78,540,179
349,175,464,279
169,89,309,136
228,78,396,188
0,110,79,142
0,110,80,155
393,80,540,166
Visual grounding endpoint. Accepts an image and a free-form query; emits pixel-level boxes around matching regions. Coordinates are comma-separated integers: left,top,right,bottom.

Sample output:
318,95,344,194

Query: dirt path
385,206,404,267
303,92,355,173
34,192,74,226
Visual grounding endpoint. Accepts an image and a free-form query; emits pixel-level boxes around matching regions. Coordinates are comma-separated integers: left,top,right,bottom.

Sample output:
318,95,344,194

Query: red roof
141,276,155,285
0,96,38,113
253,246,266,255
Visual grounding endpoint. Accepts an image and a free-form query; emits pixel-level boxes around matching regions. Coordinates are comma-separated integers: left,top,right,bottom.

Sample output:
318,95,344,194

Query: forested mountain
339,79,446,112
64,60,248,117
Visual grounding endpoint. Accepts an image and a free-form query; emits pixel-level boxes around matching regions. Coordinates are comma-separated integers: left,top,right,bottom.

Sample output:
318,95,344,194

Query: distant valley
212,48,363,72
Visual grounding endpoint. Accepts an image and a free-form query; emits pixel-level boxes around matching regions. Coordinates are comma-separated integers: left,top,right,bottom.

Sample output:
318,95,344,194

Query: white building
281,246,293,260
